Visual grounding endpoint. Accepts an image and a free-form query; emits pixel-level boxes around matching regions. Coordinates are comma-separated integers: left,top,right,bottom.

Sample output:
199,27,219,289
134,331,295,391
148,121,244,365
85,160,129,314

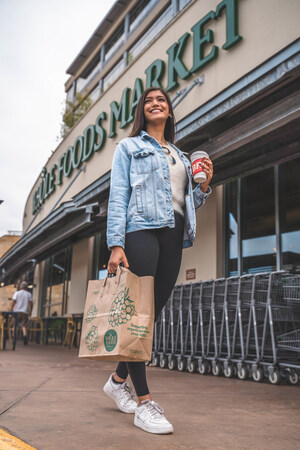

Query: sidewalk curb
0,427,37,449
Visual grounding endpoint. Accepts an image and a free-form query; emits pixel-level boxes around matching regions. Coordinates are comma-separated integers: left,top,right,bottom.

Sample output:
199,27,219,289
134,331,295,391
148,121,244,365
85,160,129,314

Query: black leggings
115,212,184,396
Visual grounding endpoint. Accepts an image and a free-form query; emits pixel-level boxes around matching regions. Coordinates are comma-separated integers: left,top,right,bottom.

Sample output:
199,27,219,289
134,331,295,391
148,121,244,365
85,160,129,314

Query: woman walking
103,87,213,434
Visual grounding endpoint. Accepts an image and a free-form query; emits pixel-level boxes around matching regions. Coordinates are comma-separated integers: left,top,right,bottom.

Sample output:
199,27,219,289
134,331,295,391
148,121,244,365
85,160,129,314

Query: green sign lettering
109,87,131,138
191,11,218,73
215,0,243,50
63,146,73,177
128,78,144,123
57,154,65,186
82,125,94,162
32,0,243,215
145,59,166,89
73,136,84,168
48,164,57,195
94,112,107,152
166,32,190,91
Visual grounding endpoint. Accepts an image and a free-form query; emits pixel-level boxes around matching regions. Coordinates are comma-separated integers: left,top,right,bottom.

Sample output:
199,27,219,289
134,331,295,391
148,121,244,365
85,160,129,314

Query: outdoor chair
63,318,76,348
28,317,44,344
0,312,14,350
0,313,4,350
47,318,65,344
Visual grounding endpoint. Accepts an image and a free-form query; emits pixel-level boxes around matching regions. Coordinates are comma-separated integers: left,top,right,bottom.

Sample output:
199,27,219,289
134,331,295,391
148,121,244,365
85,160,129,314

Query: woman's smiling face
143,90,170,125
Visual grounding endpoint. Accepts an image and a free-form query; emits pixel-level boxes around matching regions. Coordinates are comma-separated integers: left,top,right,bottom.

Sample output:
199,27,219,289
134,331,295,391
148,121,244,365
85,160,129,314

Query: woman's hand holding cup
190,150,213,193
199,157,213,192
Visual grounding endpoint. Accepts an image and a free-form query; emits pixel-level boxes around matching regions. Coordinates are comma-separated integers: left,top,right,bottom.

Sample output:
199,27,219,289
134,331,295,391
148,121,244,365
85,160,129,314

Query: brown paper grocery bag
79,267,154,361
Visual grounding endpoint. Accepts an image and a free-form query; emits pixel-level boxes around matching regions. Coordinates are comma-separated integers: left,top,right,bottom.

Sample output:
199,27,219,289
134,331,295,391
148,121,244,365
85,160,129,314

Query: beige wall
177,185,223,283
31,262,44,317
68,237,94,314
0,285,15,311
0,234,20,258
22,0,300,232
0,235,20,310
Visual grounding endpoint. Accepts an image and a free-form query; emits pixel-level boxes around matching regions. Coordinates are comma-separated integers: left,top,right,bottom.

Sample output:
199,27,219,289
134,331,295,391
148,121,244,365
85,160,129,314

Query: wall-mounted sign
32,0,242,214
186,269,196,280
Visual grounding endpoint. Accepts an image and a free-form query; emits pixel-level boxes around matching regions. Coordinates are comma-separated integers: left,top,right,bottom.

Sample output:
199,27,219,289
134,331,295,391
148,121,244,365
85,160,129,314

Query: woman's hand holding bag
108,246,129,274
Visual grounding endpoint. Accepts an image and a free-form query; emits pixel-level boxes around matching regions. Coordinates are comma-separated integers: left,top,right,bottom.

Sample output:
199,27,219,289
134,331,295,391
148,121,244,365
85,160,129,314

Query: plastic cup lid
190,151,208,162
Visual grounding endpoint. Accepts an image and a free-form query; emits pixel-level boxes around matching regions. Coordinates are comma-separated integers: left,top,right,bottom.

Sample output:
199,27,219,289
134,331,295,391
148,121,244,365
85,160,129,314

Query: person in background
11,281,33,345
103,87,213,434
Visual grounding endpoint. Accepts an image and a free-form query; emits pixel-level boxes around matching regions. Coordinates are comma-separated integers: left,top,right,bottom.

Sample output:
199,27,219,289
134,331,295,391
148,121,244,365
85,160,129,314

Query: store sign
186,269,196,280
32,0,242,214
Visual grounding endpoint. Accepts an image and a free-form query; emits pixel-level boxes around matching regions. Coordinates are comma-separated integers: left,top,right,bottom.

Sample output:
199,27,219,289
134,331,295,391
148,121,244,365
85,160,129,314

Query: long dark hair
129,87,175,143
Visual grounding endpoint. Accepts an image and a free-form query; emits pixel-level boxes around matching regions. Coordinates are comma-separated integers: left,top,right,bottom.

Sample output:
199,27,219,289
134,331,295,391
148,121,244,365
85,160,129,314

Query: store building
0,232,21,310
0,0,299,318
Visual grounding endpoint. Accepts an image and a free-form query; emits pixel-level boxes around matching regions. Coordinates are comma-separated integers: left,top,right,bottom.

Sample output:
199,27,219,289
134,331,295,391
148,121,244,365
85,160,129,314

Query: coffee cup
190,151,209,183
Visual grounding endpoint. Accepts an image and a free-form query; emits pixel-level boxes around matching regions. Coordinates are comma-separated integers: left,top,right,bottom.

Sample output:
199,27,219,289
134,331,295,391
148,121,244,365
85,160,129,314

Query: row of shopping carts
150,271,300,385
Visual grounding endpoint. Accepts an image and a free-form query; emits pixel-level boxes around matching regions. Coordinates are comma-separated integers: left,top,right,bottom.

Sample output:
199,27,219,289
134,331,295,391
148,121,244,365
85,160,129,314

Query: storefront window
225,157,300,276
89,83,101,103
129,0,158,33
76,55,101,94
104,24,125,62
93,232,110,280
179,0,192,10
241,168,276,274
226,180,238,276
280,158,300,272
66,86,74,103
103,59,124,91
42,248,72,317
128,4,173,62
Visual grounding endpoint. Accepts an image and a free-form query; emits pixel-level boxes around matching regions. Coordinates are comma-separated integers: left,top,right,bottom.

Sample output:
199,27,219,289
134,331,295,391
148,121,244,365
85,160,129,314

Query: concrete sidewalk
0,344,299,449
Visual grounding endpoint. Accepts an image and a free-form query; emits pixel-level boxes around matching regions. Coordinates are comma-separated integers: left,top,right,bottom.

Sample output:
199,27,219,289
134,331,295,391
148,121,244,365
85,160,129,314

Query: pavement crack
0,367,66,417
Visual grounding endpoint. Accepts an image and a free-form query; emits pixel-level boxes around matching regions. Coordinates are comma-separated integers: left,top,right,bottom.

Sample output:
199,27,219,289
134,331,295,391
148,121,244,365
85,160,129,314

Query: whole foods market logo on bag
104,329,118,352
108,288,135,327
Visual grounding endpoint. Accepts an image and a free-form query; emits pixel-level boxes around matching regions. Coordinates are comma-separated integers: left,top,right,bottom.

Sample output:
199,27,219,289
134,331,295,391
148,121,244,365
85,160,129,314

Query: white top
163,144,188,216
12,289,32,313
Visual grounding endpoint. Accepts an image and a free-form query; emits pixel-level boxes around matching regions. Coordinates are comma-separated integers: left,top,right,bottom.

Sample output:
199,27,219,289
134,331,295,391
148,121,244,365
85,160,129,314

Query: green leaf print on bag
85,304,98,323
108,288,135,327
85,325,99,352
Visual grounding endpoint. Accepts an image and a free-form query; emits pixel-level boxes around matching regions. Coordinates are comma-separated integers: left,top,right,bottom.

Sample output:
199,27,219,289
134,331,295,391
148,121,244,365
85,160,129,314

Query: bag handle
103,265,128,289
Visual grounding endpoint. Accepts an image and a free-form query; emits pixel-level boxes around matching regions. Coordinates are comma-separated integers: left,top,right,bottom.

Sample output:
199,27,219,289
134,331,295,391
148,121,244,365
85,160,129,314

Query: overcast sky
0,0,115,237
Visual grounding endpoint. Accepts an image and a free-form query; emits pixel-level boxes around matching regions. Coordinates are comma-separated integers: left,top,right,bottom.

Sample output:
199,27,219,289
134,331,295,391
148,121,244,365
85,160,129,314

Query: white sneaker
103,374,137,414
134,400,174,434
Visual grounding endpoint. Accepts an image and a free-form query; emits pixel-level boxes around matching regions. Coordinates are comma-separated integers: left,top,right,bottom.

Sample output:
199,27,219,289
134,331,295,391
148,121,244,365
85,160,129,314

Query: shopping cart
182,283,197,372
229,275,255,381
151,309,163,367
205,278,226,376
195,280,214,374
192,281,209,374
218,276,240,378
273,273,300,384
257,271,290,384
152,285,184,370
174,284,192,372
242,273,271,382
152,271,300,385
158,293,173,369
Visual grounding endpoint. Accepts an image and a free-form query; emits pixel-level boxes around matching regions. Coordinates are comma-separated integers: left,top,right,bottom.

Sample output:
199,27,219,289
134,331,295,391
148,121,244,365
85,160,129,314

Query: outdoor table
72,313,83,348
1,311,18,350
42,316,67,345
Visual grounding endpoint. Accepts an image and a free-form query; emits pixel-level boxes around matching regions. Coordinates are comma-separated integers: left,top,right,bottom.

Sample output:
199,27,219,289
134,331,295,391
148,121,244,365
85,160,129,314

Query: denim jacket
107,131,211,249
